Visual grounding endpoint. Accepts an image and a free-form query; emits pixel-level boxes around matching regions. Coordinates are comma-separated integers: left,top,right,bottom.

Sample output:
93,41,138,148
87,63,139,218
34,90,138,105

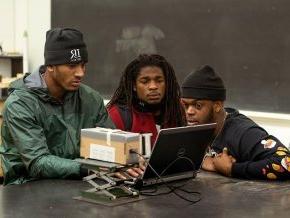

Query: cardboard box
80,128,140,165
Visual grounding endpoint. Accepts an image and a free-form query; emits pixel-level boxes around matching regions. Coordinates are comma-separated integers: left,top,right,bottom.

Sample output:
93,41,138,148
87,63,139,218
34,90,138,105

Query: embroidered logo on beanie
70,49,81,62
44,28,88,65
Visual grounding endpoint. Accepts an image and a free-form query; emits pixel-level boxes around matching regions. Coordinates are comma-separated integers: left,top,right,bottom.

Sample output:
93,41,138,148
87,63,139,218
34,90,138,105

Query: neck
43,71,65,101
214,109,227,136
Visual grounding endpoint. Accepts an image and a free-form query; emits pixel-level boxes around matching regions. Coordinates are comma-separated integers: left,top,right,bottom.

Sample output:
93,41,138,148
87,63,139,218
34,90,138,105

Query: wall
0,0,289,147
0,0,51,75
0,1,15,77
0,1,15,52
27,0,51,71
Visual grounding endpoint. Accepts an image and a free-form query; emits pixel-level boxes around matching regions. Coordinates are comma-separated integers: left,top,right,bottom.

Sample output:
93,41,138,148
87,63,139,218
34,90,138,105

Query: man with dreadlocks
107,54,186,145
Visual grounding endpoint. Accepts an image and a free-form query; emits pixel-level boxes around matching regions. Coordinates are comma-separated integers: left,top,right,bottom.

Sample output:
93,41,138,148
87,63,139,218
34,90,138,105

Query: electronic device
135,123,216,189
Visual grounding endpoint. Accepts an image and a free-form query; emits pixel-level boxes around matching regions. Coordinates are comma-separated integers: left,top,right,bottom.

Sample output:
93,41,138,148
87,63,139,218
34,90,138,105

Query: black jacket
211,108,290,180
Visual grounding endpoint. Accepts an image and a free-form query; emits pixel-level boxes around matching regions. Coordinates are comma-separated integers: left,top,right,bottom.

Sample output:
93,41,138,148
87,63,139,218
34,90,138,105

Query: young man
0,28,114,185
107,54,186,144
181,65,290,180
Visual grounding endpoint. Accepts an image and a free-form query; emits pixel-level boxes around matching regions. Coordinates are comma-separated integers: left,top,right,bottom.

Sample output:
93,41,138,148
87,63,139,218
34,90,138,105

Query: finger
228,155,236,163
114,172,127,180
139,161,147,169
204,156,214,161
133,167,144,175
139,164,146,171
212,157,219,165
223,147,228,154
215,153,222,158
126,168,139,177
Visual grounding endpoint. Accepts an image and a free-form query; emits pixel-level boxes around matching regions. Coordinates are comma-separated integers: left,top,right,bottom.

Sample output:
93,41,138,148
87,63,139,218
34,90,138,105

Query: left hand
202,156,216,172
213,147,236,177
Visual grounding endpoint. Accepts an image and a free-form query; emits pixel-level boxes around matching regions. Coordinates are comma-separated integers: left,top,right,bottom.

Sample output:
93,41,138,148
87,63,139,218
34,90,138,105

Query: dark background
52,0,290,113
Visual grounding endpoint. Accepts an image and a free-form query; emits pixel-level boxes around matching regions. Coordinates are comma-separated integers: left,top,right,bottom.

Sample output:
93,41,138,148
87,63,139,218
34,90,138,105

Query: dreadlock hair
107,54,186,127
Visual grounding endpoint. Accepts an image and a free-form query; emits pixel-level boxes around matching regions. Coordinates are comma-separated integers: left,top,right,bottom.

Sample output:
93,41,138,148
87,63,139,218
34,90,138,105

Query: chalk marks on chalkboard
116,24,165,54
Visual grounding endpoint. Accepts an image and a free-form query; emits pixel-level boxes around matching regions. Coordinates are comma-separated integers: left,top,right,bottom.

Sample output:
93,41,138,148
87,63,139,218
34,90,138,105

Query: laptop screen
142,123,216,180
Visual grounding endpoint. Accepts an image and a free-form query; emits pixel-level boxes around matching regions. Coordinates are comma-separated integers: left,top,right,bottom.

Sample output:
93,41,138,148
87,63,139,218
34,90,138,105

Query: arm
231,160,268,179
227,128,289,180
231,142,290,180
3,100,82,179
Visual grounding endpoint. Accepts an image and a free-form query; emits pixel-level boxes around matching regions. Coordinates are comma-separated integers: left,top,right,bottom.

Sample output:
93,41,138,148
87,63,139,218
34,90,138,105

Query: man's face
134,66,166,104
181,98,216,125
49,63,86,92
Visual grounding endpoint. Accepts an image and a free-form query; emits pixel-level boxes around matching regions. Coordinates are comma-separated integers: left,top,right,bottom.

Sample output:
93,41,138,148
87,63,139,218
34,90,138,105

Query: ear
214,101,223,113
46,65,54,73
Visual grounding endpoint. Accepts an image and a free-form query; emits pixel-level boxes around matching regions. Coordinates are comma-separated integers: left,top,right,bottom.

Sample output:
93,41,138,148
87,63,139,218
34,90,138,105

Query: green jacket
0,67,114,185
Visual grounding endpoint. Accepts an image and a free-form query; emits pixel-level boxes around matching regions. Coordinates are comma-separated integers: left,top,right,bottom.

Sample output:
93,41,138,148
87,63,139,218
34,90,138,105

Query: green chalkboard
52,0,290,113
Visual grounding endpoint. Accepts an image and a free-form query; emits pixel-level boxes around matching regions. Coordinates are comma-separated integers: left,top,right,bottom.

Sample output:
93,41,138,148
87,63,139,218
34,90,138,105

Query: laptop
134,123,216,189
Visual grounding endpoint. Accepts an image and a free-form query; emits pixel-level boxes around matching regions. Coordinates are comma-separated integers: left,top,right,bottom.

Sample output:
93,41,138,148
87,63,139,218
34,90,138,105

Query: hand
114,167,144,180
125,161,147,178
127,167,144,177
139,161,146,171
213,147,236,177
202,156,216,172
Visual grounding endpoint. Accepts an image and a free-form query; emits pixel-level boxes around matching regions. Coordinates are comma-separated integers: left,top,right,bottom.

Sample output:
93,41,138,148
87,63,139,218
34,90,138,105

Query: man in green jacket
0,28,114,185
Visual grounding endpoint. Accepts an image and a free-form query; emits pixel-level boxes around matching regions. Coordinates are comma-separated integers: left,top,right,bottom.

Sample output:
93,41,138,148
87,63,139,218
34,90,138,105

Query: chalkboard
51,0,290,113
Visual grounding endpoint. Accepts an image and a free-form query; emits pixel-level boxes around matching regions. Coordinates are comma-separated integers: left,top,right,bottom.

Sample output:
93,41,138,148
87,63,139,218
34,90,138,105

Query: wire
130,150,202,204
160,156,196,176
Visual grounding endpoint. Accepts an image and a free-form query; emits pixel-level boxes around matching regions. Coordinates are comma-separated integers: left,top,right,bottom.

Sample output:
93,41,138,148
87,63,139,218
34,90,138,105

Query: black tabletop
1,172,289,218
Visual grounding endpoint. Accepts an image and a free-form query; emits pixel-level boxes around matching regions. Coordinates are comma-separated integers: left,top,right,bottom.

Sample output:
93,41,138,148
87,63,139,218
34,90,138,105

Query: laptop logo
177,147,186,157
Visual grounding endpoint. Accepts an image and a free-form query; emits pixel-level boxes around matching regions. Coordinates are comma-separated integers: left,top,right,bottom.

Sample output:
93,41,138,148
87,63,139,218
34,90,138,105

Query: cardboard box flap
81,127,140,143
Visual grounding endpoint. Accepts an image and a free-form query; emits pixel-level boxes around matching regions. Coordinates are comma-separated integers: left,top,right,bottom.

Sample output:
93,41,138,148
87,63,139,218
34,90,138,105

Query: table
0,172,289,218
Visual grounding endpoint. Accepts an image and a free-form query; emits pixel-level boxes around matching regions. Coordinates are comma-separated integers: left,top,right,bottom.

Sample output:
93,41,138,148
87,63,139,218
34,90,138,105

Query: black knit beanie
181,65,226,101
44,28,88,65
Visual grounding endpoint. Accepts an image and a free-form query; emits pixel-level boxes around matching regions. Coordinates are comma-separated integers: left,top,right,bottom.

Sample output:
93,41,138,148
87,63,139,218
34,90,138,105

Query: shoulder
225,108,264,131
108,104,132,113
2,90,37,120
4,88,36,108
107,104,132,130
108,104,127,119
223,107,268,141
108,104,119,113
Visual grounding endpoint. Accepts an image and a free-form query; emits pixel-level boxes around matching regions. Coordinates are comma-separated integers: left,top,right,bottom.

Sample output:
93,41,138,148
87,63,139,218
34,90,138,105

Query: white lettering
70,49,81,61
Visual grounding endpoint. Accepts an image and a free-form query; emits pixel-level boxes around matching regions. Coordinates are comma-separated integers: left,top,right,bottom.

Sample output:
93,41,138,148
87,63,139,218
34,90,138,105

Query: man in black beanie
181,65,290,180
0,28,114,185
